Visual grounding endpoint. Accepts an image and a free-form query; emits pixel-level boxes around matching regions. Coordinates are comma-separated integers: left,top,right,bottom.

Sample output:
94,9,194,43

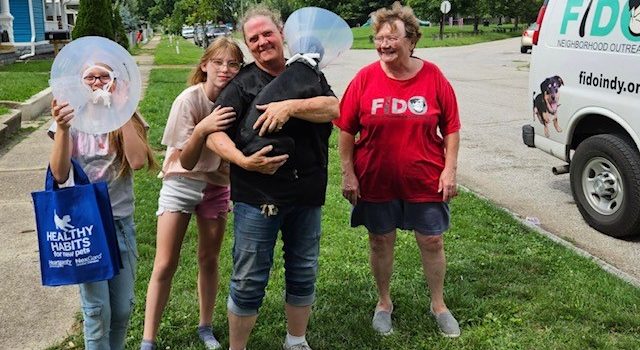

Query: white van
523,0,640,238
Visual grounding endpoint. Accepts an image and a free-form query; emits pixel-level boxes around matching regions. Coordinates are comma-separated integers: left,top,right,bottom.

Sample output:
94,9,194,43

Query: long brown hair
108,111,157,178
188,36,244,86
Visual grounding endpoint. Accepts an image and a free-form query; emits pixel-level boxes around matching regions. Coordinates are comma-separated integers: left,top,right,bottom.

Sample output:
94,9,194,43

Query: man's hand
241,145,289,175
253,101,293,136
438,167,458,202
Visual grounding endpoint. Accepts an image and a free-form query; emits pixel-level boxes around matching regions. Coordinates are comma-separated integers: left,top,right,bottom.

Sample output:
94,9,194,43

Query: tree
408,0,445,22
120,1,141,31
72,0,114,40
113,1,130,50
72,0,131,50
133,0,157,21
456,0,488,32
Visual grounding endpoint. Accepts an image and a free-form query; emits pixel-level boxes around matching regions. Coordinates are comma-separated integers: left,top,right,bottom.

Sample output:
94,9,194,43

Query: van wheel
570,134,640,237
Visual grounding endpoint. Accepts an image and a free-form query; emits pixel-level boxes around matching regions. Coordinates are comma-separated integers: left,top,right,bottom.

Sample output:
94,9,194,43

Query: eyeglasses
210,59,242,71
83,74,112,84
373,35,405,44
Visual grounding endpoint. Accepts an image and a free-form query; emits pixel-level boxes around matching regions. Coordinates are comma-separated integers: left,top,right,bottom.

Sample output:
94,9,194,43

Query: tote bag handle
45,159,91,190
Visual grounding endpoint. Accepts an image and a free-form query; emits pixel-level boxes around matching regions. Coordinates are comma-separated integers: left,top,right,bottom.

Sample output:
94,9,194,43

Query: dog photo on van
533,75,564,137
630,0,640,36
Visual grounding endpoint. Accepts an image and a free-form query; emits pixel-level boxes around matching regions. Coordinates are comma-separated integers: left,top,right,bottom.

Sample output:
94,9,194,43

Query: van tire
570,134,640,237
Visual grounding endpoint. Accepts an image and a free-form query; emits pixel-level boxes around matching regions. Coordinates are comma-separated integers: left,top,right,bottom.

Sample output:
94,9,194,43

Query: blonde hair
239,3,283,39
188,36,244,86
372,1,422,48
108,111,157,178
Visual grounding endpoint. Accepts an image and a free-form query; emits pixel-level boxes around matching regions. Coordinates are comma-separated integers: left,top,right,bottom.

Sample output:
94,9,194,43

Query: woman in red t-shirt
334,1,461,338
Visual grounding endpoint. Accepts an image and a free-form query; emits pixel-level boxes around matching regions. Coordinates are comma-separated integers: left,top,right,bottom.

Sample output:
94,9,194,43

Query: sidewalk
0,35,160,350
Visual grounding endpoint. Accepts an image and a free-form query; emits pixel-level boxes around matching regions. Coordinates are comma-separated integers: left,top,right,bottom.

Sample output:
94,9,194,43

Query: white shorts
157,175,230,220
157,175,206,215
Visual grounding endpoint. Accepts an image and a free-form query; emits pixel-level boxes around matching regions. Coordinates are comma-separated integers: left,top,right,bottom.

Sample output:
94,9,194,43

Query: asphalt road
323,37,640,282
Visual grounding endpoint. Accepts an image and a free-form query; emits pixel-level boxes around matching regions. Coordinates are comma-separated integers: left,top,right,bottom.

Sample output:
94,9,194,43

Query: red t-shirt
334,60,461,202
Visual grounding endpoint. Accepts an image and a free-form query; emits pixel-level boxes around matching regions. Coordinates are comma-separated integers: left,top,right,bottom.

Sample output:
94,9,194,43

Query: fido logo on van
560,0,640,40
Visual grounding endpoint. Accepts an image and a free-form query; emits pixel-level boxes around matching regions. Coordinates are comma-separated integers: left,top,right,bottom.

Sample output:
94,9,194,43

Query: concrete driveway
323,37,640,282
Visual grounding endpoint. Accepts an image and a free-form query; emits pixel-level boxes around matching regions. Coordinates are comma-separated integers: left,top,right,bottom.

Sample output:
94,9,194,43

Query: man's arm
253,96,339,136
206,131,288,175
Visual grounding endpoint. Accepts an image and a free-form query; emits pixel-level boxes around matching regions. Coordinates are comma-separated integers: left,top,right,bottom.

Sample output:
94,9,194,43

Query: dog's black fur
236,59,325,180
533,75,564,137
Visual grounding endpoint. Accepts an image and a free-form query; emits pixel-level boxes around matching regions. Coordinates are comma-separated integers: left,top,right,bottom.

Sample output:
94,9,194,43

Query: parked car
207,25,230,39
418,19,431,26
522,0,640,238
181,25,194,39
520,23,538,53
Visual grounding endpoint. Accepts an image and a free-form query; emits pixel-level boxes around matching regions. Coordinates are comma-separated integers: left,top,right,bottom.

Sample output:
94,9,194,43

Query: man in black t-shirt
206,5,339,350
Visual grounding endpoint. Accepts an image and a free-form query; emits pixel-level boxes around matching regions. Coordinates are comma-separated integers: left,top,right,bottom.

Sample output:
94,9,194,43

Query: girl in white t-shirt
50,63,156,350
141,37,244,350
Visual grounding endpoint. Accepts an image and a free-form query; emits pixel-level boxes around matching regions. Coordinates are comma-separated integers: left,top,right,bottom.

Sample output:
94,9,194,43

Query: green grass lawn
0,59,52,102
48,32,640,350
352,24,522,49
0,106,8,115
154,36,204,65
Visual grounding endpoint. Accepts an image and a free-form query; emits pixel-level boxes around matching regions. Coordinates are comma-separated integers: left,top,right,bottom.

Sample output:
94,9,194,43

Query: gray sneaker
372,309,393,335
283,340,312,350
430,305,461,338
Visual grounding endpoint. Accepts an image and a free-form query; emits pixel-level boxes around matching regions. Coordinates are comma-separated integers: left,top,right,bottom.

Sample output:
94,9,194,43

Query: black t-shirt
215,62,335,206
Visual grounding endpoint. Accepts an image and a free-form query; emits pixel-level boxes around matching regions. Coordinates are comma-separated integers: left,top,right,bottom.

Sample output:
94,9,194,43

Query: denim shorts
227,202,322,316
157,175,230,220
351,200,450,235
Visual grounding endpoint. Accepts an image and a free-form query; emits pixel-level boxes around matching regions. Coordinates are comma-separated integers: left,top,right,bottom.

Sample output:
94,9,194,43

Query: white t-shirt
48,124,134,219
160,82,229,186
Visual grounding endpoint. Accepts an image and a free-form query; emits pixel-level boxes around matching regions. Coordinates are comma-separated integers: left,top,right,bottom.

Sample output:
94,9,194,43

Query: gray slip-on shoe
283,340,312,350
430,305,461,338
197,325,222,349
372,308,394,335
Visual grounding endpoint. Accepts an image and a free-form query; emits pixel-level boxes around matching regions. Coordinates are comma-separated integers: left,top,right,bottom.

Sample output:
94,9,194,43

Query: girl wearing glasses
141,37,244,350
49,61,156,350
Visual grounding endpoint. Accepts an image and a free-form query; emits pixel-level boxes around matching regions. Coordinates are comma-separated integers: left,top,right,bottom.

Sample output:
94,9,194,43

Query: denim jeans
79,215,138,350
227,203,322,316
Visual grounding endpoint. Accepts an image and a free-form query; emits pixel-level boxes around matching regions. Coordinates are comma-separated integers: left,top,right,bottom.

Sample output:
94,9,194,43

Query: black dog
533,75,564,137
235,58,326,179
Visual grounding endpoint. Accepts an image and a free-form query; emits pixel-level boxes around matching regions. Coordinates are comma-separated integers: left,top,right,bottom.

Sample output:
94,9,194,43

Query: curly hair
371,1,422,48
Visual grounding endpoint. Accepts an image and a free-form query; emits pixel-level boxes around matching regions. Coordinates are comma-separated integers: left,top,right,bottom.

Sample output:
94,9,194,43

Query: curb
459,185,640,289
20,87,53,121
0,109,21,144
0,87,52,145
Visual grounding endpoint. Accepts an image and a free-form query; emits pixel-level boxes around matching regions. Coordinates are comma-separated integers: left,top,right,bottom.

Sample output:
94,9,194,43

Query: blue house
1,0,73,60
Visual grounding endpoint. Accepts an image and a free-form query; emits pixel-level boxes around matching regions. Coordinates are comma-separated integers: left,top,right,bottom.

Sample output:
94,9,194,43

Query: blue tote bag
31,159,122,286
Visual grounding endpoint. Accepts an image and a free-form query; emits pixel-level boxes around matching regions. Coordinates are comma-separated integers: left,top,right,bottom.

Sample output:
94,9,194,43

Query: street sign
440,1,451,14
